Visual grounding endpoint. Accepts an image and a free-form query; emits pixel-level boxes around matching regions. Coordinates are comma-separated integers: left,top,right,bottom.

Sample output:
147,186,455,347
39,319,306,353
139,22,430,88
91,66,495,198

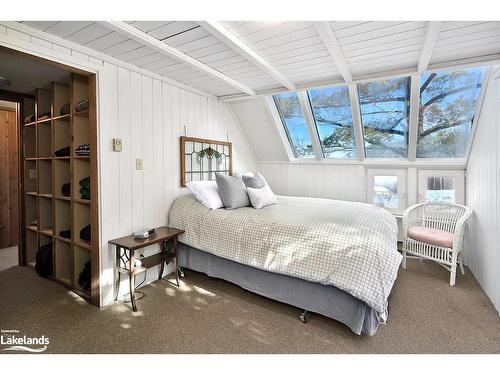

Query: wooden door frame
0,90,33,266
0,47,100,307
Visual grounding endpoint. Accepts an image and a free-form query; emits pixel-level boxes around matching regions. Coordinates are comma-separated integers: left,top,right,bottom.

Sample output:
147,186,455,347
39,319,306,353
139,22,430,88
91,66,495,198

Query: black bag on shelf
60,102,70,116
74,98,89,113
78,261,91,293
80,224,91,243
55,146,70,157
35,243,53,278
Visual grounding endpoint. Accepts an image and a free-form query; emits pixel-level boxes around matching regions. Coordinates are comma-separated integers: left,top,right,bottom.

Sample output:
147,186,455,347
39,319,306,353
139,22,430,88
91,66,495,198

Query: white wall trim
408,74,420,161
297,91,323,160
101,21,256,96
222,57,500,102
1,21,217,100
348,83,365,161
465,67,492,165
263,96,295,161
199,21,295,91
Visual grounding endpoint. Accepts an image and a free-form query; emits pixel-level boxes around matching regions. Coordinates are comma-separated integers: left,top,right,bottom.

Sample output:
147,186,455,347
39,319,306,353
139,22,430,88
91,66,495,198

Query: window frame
265,64,490,165
418,169,465,204
367,168,407,215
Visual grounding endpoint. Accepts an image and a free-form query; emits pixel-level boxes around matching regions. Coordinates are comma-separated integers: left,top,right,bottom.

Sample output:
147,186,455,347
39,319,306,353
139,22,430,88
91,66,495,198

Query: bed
168,193,402,335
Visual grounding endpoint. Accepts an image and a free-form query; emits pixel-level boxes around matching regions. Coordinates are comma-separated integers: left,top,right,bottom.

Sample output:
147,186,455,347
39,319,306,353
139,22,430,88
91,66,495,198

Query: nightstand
109,226,184,311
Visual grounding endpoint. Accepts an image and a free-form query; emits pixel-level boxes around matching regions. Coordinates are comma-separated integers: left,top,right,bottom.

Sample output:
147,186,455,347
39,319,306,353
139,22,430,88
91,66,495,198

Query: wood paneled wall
0,108,18,249
465,69,500,314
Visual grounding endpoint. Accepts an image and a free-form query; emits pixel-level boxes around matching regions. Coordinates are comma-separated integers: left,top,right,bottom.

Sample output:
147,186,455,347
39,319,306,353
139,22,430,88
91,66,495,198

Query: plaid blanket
168,194,401,319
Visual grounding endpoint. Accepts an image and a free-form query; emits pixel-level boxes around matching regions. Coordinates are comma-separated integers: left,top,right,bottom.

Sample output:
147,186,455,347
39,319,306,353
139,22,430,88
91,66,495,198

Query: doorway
0,99,19,271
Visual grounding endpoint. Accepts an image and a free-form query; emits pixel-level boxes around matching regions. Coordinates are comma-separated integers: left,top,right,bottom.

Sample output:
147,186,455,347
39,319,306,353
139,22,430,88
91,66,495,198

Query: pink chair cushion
407,226,454,248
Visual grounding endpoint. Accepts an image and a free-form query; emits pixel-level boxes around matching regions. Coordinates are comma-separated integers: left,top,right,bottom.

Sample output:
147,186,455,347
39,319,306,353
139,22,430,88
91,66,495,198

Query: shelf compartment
24,160,37,192
55,239,72,286
73,159,90,200
38,196,53,232
24,194,37,227
54,159,71,199
37,121,52,158
25,229,38,266
74,245,91,296
72,74,89,111
72,115,89,156
55,199,71,239
22,97,35,126
36,88,51,120
73,202,91,246
53,82,70,118
53,118,71,157
38,159,52,195
24,125,36,158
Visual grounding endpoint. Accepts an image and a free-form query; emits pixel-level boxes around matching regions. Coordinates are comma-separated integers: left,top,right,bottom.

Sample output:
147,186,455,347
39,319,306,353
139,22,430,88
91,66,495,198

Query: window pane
308,86,356,158
273,93,314,158
358,77,410,158
426,177,455,203
417,67,485,158
373,175,398,209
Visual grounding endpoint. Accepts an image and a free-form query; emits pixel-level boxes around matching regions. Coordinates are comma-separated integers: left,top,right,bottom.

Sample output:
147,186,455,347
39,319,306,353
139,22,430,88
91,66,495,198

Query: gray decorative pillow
242,173,266,189
215,173,250,209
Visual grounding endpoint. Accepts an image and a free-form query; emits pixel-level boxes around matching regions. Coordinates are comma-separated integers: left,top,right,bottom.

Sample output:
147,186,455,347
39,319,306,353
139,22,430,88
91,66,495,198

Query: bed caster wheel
299,310,310,323
179,267,186,278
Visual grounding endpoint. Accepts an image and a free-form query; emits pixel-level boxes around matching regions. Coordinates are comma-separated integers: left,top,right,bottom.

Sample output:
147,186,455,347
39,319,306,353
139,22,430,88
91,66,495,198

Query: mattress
169,194,401,320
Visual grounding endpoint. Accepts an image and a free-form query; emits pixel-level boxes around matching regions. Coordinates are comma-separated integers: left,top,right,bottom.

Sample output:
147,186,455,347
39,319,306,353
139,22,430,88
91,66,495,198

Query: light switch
136,158,143,170
113,138,122,152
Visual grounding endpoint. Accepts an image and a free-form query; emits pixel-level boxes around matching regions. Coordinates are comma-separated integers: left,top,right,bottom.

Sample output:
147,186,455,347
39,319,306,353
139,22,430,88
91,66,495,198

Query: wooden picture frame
180,136,232,187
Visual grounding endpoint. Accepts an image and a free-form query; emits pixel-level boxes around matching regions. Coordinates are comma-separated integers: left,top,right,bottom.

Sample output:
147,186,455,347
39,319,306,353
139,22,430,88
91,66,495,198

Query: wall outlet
136,158,143,170
112,138,122,152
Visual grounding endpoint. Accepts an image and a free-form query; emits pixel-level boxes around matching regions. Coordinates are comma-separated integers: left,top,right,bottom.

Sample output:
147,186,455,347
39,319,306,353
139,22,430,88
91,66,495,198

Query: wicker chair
402,202,473,286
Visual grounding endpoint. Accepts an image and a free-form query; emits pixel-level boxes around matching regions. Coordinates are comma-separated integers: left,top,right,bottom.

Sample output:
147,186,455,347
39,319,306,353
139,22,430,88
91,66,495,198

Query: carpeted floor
0,246,18,272
1,260,499,354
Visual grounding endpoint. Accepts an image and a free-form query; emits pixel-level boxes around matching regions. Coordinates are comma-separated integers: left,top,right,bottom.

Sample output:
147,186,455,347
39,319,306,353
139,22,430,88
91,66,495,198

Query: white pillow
186,180,224,210
247,183,277,209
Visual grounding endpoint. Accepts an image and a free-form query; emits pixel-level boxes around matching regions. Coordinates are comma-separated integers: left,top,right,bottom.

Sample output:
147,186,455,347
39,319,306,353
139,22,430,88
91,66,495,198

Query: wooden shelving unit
20,73,99,305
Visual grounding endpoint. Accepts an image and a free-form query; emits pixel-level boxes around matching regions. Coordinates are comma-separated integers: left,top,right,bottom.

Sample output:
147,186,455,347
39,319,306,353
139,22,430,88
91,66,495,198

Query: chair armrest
402,203,427,235
452,208,473,250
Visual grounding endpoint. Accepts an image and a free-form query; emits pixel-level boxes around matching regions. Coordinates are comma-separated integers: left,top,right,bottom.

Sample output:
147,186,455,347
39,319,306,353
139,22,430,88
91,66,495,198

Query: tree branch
422,83,481,107
418,119,469,139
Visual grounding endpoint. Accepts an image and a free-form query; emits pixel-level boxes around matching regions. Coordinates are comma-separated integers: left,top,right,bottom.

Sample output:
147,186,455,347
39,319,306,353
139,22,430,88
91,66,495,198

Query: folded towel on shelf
55,146,70,157
74,98,89,113
75,144,90,156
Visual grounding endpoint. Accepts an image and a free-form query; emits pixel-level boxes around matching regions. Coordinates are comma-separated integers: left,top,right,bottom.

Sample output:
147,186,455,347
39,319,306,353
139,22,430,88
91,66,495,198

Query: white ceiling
19,21,500,99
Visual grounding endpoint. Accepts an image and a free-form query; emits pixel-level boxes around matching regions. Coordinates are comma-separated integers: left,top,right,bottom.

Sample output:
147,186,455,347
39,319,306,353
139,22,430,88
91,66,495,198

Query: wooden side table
108,226,184,311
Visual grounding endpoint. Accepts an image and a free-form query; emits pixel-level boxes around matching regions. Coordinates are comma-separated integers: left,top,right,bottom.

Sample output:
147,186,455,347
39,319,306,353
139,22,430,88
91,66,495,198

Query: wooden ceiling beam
99,21,256,96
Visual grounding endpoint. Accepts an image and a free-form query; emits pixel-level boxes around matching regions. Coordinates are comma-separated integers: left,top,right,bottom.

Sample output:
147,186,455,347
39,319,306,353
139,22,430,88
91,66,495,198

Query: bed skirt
178,244,380,335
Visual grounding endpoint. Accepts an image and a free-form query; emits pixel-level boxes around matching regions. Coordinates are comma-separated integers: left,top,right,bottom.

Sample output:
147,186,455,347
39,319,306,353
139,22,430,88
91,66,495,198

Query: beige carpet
0,261,499,354
0,246,18,272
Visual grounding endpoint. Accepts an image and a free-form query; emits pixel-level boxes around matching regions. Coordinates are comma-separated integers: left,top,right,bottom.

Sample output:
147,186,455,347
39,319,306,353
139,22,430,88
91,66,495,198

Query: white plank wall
258,162,366,202
465,68,500,314
0,23,256,306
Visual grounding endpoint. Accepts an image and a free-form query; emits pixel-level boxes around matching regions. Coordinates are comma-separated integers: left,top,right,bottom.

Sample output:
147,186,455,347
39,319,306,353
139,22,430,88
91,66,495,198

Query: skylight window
358,77,410,158
307,85,356,158
417,67,485,158
273,92,314,158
